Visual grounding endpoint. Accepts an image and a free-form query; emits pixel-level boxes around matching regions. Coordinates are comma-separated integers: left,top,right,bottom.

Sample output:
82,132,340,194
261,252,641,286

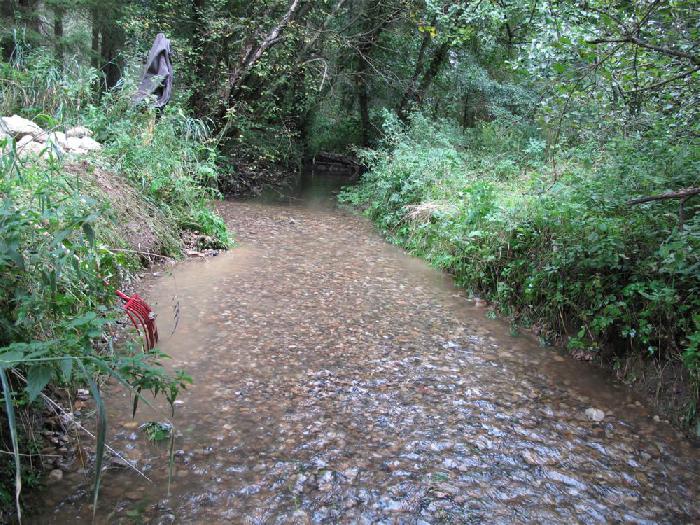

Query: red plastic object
115,290,159,351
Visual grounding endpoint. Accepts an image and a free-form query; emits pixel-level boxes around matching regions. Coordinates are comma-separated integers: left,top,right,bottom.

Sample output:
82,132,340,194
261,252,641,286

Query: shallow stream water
35,178,699,524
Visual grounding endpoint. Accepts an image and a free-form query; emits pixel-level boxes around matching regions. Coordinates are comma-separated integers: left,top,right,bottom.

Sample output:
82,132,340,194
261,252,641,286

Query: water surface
36,181,699,523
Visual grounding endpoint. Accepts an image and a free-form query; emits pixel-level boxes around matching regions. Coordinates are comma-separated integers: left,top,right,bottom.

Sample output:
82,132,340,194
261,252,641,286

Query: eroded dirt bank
36,197,699,524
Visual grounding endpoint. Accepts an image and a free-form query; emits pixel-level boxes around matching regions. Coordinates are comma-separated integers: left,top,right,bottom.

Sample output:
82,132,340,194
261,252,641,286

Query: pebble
33,199,700,524
76,388,89,400
48,469,63,482
124,490,142,501
585,408,606,422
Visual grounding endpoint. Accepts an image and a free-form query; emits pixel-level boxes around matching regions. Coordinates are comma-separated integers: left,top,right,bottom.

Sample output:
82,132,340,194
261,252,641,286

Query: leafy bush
0,53,226,518
341,112,700,425
0,48,99,122
84,88,229,247
0,146,192,517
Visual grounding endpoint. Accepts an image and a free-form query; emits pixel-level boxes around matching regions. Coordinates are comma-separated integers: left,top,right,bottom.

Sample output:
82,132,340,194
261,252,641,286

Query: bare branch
627,187,700,205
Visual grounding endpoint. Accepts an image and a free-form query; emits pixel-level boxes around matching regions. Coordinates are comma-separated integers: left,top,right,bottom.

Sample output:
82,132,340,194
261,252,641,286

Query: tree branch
627,187,700,205
221,0,303,107
625,66,700,94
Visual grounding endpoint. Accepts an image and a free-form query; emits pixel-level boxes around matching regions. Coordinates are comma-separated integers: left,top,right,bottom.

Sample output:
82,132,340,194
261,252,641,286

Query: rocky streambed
34,195,699,524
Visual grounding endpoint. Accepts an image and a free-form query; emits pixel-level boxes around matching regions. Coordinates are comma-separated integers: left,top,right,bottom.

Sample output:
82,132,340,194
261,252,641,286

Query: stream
35,177,699,524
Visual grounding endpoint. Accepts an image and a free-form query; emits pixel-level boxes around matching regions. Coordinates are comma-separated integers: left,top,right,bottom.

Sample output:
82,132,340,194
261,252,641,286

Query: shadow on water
32,164,699,524
253,161,358,207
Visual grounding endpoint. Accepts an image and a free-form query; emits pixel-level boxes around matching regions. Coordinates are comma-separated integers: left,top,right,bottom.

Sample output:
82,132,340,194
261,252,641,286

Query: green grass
0,52,219,519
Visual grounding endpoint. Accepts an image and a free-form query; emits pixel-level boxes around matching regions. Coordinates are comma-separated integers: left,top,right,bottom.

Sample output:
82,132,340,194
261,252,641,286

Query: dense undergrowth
341,113,700,429
0,52,228,519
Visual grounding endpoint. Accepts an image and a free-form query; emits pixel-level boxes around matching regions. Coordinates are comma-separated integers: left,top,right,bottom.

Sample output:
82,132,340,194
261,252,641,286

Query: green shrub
341,112,700,424
0,146,192,516
0,53,226,518
84,88,229,247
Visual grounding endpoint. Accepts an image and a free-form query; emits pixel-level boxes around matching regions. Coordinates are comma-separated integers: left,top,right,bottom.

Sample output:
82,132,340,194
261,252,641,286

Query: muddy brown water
35,182,698,524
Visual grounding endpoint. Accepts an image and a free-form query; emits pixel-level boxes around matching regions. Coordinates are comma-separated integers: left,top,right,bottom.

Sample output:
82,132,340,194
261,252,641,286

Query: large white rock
79,136,102,151
45,134,65,157
49,131,67,147
0,117,100,158
1,115,46,140
21,141,48,157
64,136,85,153
64,135,101,153
17,135,34,148
66,126,93,139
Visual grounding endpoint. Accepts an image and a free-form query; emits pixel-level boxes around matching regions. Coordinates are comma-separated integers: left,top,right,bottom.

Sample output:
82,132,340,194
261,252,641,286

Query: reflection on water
34,177,698,524
253,162,355,208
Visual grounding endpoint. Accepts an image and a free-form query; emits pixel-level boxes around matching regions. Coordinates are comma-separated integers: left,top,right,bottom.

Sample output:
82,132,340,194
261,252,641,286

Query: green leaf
26,365,53,402
79,362,106,521
0,351,23,367
82,222,95,247
1,368,22,523
4,244,24,270
553,62,567,74
59,358,73,383
68,311,97,328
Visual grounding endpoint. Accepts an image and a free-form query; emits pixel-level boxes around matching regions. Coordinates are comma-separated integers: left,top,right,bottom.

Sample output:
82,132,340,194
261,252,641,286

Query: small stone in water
124,490,142,501
76,388,89,400
48,469,63,482
585,408,605,422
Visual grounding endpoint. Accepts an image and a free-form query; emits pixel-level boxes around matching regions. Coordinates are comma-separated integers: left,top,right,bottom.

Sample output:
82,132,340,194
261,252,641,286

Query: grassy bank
0,53,228,519
341,113,700,431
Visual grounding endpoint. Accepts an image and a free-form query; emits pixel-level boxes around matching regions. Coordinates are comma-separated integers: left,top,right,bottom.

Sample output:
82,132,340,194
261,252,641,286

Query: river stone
22,140,48,157
1,115,45,139
125,490,142,501
48,469,63,482
521,449,548,466
79,136,101,151
64,136,88,154
66,126,93,138
585,408,605,422
17,135,33,148
48,131,67,152
155,514,176,525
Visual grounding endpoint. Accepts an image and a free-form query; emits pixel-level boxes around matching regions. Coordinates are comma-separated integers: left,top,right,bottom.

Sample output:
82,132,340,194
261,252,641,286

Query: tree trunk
17,0,40,37
90,7,100,70
53,4,65,65
356,53,370,147
1,0,14,60
90,3,125,90
414,42,449,104
189,0,209,115
220,0,303,111
2,0,40,57
100,23,124,89
397,23,433,120
352,2,398,146
461,94,471,128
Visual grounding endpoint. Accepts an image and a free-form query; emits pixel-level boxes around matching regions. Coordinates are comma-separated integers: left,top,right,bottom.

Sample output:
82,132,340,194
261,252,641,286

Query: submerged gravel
35,197,699,524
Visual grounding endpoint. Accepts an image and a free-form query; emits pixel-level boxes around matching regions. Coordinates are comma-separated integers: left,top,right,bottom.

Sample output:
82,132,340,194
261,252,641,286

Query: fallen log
627,187,700,230
627,187,700,205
